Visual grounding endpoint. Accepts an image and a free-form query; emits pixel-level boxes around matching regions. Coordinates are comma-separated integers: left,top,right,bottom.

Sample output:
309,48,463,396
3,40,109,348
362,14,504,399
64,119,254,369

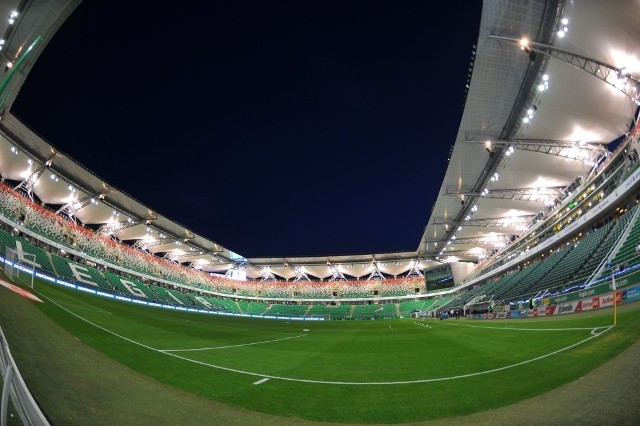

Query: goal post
3,247,35,289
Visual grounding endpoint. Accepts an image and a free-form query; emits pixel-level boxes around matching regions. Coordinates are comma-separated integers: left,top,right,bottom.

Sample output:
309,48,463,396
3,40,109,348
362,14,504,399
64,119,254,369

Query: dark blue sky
13,1,482,258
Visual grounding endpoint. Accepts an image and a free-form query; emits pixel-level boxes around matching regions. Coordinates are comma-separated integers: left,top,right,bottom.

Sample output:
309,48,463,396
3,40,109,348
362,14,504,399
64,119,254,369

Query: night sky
12,1,482,258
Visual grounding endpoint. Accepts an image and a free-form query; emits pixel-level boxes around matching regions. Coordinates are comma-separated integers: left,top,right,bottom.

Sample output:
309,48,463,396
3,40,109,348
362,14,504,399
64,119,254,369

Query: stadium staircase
306,303,351,320
570,208,637,287
304,305,313,317
592,205,640,283
44,251,58,277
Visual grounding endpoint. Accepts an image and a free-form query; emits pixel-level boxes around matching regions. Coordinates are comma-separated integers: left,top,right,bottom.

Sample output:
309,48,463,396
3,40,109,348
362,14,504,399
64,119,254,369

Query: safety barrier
0,327,48,426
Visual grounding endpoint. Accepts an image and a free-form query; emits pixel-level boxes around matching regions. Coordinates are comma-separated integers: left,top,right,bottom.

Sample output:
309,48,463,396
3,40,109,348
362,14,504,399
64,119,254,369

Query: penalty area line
158,334,307,352
253,378,270,385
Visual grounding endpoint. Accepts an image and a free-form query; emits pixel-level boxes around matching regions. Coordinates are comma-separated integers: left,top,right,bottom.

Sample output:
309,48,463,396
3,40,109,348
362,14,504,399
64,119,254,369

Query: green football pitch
2,278,640,424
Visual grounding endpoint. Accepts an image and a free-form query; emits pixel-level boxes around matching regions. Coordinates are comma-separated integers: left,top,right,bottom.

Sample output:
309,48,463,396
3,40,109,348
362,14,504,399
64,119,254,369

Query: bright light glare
609,49,640,76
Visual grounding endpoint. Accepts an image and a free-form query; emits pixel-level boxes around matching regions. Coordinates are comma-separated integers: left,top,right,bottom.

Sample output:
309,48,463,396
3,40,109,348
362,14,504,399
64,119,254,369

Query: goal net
3,247,35,289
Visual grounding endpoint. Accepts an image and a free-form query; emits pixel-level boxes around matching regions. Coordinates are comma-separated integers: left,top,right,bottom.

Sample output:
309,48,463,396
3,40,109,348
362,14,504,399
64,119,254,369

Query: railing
0,327,48,426
586,204,640,287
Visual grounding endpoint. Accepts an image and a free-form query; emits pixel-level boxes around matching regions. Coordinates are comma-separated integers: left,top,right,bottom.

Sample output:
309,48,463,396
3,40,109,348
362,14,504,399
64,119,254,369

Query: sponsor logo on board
558,303,575,314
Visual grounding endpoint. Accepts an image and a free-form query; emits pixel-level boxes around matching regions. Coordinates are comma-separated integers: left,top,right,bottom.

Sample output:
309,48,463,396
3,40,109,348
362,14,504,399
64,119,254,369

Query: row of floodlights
0,12,19,51
537,74,550,92
520,18,568,51
445,140,519,254
523,105,537,124
0,11,17,66
0,12,18,50
8,10,18,25
444,18,573,260
524,74,551,123
557,18,569,38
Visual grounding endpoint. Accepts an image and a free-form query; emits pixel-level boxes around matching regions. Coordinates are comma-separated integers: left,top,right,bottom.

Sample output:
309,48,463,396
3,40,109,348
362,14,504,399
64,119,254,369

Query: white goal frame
3,247,35,289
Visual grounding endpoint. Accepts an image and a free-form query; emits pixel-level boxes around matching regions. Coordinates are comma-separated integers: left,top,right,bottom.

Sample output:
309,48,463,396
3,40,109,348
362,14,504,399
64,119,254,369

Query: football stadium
1,0,640,424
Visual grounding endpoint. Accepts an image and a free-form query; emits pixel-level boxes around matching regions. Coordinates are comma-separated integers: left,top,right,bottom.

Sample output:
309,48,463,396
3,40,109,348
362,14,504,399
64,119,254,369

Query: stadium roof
419,0,640,264
0,0,639,280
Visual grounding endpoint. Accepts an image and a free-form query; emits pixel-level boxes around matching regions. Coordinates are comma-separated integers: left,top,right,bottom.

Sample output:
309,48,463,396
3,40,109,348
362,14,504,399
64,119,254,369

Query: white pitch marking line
437,322,603,332
43,293,614,386
57,301,113,315
158,334,307,352
253,378,270,385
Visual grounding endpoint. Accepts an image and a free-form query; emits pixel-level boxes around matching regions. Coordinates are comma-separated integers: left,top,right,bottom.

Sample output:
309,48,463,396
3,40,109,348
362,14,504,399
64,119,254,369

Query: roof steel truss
433,215,536,229
448,186,565,202
489,35,640,105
